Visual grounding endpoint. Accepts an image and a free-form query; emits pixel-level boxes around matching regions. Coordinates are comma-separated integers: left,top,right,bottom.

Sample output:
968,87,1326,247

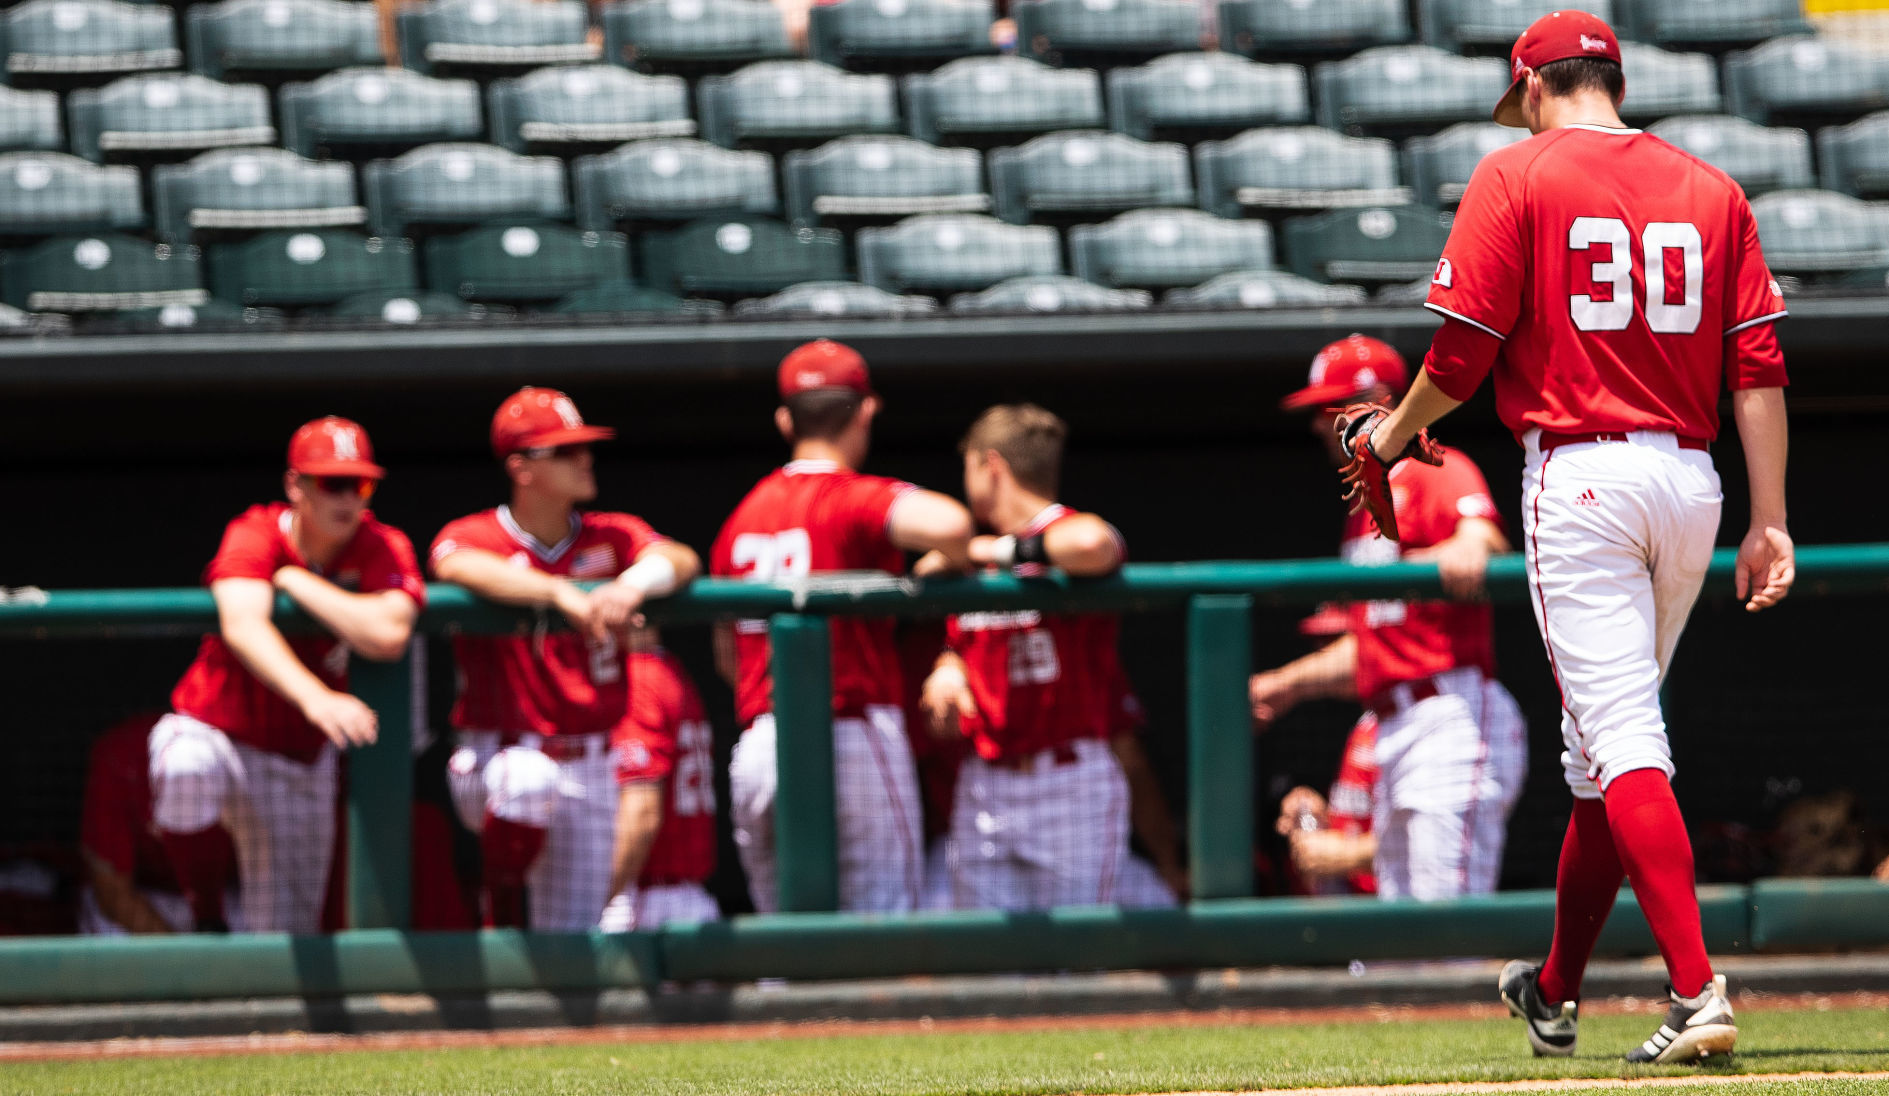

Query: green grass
7,1005,1888,1095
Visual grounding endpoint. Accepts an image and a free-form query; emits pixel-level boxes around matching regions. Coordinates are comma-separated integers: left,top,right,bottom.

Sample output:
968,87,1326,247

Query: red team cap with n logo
1280,334,1409,410
490,386,617,458
1493,9,1622,127
288,416,385,479
777,339,874,399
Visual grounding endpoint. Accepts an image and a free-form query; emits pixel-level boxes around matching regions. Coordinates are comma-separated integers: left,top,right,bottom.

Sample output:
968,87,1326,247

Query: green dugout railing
2,545,1888,1006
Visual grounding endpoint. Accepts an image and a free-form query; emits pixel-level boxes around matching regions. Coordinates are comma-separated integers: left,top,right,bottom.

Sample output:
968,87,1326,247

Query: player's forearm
1375,370,1466,459
83,853,173,934
1731,386,1789,528
1041,514,1124,577
1112,735,1183,871
274,569,416,662
434,550,575,608
222,614,339,712
1280,634,1360,703
888,490,976,567
617,541,701,597
606,783,666,900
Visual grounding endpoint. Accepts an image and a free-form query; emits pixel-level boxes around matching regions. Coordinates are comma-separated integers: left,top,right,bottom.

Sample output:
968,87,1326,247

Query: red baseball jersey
710,459,917,728
1326,715,1379,896
430,506,667,738
612,648,717,885
1343,448,1500,703
171,503,426,762
1425,125,1789,440
81,714,235,895
945,505,1128,763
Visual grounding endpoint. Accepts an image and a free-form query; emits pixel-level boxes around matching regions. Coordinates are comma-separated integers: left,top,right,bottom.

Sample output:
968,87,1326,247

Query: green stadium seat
487,65,694,155
699,61,899,151
1818,112,1889,200
0,300,70,334
1282,204,1450,285
185,0,382,84
638,215,847,299
553,280,725,318
397,0,598,79
1106,53,1309,142
1750,189,1889,277
1012,0,1199,71
0,86,64,153
1194,127,1408,220
1618,42,1722,124
0,152,143,237
1069,207,1272,290
1401,123,1523,209
0,232,204,311
857,212,1059,294
1216,0,1409,62
278,67,483,160
1834,264,1889,293
365,144,569,237
208,228,418,305
950,273,1149,313
1646,115,1813,197
323,289,488,323
572,139,777,230
601,0,795,77
1315,46,1509,139
67,74,275,163
733,279,940,317
783,135,986,229
808,0,997,74
903,56,1104,148
1617,0,1812,53
152,148,362,244
1724,36,1889,128
424,222,630,302
989,130,1191,226
79,299,286,333
2,0,181,87
1419,0,1614,57
1164,268,1369,310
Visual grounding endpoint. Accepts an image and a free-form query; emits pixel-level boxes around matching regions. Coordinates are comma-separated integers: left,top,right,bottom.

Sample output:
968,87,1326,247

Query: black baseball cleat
1626,974,1738,1063
1499,960,1578,1057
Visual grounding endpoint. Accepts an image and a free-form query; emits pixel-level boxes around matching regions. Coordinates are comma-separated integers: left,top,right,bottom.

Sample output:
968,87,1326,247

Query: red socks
157,826,233,931
1536,797,1623,1003
1603,769,1714,998
480,814,547,929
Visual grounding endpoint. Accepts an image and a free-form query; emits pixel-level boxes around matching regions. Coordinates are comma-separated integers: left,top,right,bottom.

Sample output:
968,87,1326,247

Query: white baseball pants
77,885,247,935
945,738,1131,911
599,882,721,932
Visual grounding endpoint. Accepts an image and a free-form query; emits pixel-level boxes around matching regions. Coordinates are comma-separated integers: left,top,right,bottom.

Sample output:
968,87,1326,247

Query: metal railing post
1187,594,1255,900
346,651,413,930
770,613,839,913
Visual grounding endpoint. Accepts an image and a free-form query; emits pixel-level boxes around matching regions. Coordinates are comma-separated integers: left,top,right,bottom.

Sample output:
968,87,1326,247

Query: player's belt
516,732,609,762
1538,431,1709,453
1369,677,1440,719
987,742,1081,773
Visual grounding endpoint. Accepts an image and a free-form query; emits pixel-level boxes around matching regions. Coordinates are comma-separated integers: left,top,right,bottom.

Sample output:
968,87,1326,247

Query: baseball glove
1333,402,1443,543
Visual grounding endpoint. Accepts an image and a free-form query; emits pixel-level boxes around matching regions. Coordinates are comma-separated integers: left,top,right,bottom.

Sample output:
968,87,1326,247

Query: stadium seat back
1,231,204,311
1314,45,1509,139
1619,0,1812,52
1164,267,1369,309
323,289,483,323
572,139,777,230
808,0,997,74
949,272,1148,313
1818,112,1889,200
1012,0,1200,70
638,214,847,298
1400,122,1523,209
396,0,597,78
699,60,900,150
1419,0,1613,56
1194,126,1406,219
1217,0,1410,61
208,228,418,305
1069,207,1272,289
185,0,382,83
1282,204,1450,284
601,0,795,77
0,152,143,237
487,65,694,155
152,147,362,243
988,129,1192,225
1646,115,1814,197
0,86,64,153
784,135,986,228
1724,36,1889,128
365,143,569,237
1751,189,1889,276
278,67,483,159
1619,42,1722,123
68,73,275,163
857,212,1060,293
4,0,181,87
903,56,1104,147
1106,53,1309,142
424,221,630,301
733,279,940,317
554,279,725,318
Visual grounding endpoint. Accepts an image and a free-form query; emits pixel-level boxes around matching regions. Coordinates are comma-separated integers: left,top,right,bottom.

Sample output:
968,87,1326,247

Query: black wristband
1013,533,1049,567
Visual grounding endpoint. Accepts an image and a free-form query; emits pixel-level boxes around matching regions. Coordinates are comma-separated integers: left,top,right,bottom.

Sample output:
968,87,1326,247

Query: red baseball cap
1280,335,1408,411
1493,9,1622,127
288,416,384,479
490,386,615,459
778,339,873,400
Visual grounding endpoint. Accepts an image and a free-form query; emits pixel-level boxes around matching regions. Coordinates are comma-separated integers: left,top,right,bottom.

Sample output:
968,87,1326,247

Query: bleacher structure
0,0,1884,333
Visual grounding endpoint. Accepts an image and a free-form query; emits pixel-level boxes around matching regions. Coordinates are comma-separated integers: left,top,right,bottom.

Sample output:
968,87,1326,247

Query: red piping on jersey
1528,448,1587,762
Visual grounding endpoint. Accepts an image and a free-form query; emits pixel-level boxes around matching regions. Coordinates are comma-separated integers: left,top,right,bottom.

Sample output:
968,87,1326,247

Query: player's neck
1536,92,1628,134
992,487,1055,535
288,510,350,570
790,438,858,471
507,492,577,548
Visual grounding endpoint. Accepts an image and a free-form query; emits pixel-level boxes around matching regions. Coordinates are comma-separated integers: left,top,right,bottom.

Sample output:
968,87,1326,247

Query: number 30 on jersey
1569,217,1702,335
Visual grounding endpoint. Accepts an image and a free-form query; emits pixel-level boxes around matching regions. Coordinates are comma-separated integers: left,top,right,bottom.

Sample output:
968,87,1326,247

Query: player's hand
1276,785,1328,835
1430,535,1491,600
551,579,599,639
1249,670,1297,730
1290,829,1362,880
1735,524,1794,612
1874,856,1889,884
965,535,1010,569
302,689,378,749
920,664,977,739
590,580,647,637
911,550,966,578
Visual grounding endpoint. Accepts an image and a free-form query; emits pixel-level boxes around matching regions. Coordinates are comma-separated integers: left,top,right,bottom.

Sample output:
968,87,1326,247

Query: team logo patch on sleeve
1433,258,1453,288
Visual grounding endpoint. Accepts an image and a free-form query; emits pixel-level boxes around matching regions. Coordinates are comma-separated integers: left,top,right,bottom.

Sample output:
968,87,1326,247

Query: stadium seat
397,0,597,79
857,213,1059,294
1069,208,1272,290
553,280,725,318
0,232,204,311
1818,112,1889,200
67,74,275,164
79,299,287,333
365,144,569,238
208,228,418,306
487,65,694,156
572,139,777,230
601,0,795,77
323,289,487,323
1401,123,1523,209
152,148,361,244
0,86,64,153
0,152,143,238
1217,0,1410,61
2,0,181,87
1645,115,1813,197
808,0,997,74
733,279,940,317
1194,127,1408,220
638,215,846,300
1106,53,1309,142
698,60,900,151
783,135,986,229
950,273,1149,313
278,67,483,160
1750,189,1889,277
1314,45,1509,139
1418,0,1614,57
1618,42,1722,124
424,222,630,302
1617,0,1812,53
1723,36,1889,129
903,56,1104,148
1164,268,1369,310
1282,205,1450,285
1012,0,1199,71
988,130,1192,226
185,0,382,84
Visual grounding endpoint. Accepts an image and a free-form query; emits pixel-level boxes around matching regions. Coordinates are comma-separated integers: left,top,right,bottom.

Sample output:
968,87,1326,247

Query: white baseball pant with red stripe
945,738,1131,911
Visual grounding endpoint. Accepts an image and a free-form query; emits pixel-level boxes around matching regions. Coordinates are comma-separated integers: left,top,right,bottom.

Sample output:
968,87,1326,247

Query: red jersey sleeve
428,515,479,573
590,511,669,569
1424,155,1525,399
357,522,427,608
615,660,681,786
839,474,917,557
1723,198,1789,391
203,507,284,585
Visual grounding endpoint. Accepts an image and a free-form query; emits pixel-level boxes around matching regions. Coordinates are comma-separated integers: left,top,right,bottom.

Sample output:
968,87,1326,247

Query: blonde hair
961,403,1067,495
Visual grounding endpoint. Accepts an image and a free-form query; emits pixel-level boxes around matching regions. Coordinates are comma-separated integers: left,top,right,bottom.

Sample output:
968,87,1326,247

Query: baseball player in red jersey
919,404,1133,910
431,388,701,930
599,626,721,931
1252,336,1528,902
712,339,974,914
1276,715,1380,897
152,417,424,933
1354,11,1795,1063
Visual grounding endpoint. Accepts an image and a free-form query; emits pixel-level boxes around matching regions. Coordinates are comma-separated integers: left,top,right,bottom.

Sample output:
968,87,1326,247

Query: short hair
785,388,865,440
1537,57,1624,102
960,403,1067,496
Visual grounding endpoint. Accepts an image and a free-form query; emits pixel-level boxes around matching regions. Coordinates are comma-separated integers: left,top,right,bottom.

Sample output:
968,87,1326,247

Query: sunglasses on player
520,443,592,461
303,475,377,501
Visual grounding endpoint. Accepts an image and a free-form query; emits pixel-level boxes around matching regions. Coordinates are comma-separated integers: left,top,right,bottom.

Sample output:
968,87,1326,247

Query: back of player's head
960,403,1067,496
778,339,874,441
1493,9,1622,127
1281,335,1408,411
